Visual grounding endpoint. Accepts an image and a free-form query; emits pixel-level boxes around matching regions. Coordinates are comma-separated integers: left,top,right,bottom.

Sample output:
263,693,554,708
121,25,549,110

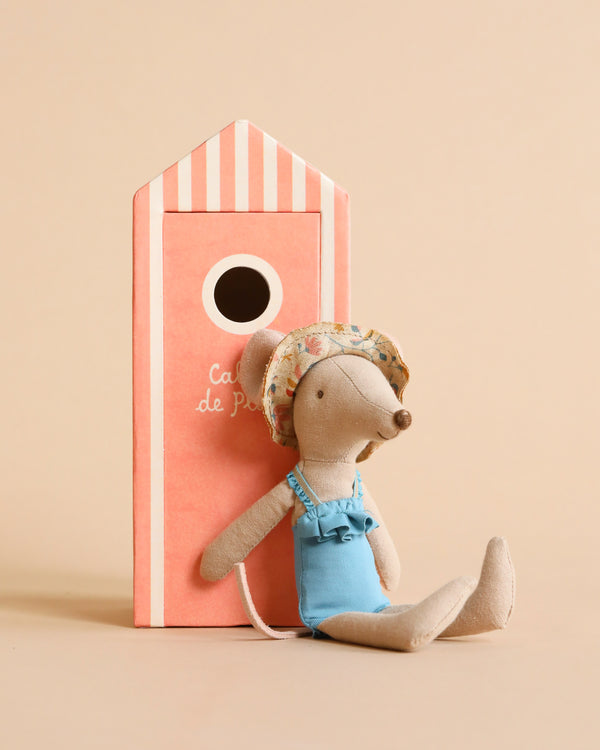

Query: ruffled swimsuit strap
286,465,320,511
352,470,363,500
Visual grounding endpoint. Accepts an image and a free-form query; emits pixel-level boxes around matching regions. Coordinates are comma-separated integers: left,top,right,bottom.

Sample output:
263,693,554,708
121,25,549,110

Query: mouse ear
239,329,285,405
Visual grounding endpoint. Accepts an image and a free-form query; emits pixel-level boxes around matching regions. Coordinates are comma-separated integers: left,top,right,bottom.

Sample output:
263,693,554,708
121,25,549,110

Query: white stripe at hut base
149,175,165,627
206,134,220,212
235,121,249,211
263,133,278,211
320,174,335,320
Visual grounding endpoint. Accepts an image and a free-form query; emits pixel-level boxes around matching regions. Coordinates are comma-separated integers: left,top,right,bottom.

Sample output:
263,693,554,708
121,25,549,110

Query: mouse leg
437,537,515,638
318,576,476,651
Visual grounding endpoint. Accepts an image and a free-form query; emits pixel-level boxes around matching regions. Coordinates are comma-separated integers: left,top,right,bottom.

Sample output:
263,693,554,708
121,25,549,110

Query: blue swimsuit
287,465,390,634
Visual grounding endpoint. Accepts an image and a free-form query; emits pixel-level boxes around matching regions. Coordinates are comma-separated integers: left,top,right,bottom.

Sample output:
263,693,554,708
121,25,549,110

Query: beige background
1,0,598,747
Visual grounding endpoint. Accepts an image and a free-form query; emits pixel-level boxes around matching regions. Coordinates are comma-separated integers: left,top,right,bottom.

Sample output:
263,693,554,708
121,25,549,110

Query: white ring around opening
201,254,283,335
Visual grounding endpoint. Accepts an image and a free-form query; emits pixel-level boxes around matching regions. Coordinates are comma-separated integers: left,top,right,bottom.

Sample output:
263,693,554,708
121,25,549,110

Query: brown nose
394,409,412,430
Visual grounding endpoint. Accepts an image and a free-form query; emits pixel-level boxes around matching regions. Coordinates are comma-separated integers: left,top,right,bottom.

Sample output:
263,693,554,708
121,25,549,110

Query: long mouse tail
234,563,310,640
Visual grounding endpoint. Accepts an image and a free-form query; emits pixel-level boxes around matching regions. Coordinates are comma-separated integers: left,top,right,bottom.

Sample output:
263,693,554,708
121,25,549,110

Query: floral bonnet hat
261,322,409,460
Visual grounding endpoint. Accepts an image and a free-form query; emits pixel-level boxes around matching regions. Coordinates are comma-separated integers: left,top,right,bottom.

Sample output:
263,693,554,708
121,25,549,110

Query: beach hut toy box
133,121,350,626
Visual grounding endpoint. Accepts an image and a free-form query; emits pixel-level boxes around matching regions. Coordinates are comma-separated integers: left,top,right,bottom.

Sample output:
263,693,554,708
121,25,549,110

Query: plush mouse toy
200,323,515,651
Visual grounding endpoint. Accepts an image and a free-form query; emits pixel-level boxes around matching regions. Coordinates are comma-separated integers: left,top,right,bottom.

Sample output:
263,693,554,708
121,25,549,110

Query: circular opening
202,253,283,335
213,266,270,323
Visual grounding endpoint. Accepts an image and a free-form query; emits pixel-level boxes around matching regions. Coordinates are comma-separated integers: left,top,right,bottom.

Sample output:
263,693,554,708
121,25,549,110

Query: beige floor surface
2,534,597,750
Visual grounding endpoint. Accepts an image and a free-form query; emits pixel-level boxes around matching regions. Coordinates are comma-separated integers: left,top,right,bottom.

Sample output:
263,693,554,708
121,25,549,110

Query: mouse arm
200,478,295,582
362,484,402,592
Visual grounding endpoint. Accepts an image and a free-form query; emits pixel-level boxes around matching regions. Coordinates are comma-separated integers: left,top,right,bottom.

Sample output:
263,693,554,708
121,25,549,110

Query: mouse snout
394,409,412,431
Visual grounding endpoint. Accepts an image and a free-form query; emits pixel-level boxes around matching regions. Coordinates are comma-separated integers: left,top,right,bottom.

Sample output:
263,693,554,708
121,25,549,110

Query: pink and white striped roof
138,120,349,321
